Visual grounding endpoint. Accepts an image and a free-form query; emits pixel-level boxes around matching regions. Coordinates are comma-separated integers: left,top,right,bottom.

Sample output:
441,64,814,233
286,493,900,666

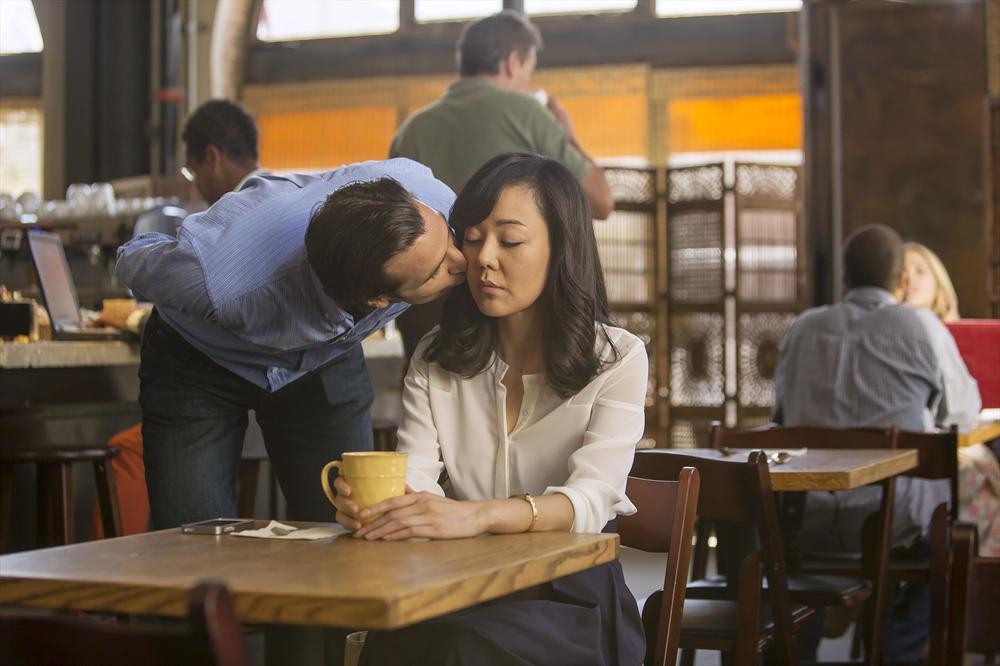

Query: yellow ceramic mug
321,452,408,523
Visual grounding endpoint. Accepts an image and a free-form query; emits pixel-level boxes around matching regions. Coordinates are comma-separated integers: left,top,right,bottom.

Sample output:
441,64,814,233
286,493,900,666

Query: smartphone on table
181,518,255,534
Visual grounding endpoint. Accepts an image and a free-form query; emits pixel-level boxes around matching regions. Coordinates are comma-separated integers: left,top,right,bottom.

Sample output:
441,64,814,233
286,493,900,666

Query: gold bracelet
512,492,538,532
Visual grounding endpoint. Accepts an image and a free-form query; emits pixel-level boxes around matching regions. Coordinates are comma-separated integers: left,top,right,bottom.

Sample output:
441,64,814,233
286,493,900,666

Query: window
0,105,44,196
415,0,502,23
0,0,43,55
525,0,637,16
257,0,399,41
667,93,802,153
257,107,397,171
655,0,800,17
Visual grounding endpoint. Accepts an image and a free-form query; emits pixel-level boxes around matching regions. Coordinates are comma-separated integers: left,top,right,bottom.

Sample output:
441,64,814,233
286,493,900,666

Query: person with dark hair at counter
116,158,465,529
180,98,263,206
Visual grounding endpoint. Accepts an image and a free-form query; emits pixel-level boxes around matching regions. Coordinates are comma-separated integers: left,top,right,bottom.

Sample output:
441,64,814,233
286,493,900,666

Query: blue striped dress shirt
116,158,456,392
773,287,981,548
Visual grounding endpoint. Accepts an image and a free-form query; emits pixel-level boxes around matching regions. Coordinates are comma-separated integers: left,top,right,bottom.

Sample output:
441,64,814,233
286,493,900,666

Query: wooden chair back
0,582,248,666
710,422,899,452
709,423,899,665
631,449,800,665
894,426,959,520
713,422,956,510
619,467,700,666
947,524,1000,665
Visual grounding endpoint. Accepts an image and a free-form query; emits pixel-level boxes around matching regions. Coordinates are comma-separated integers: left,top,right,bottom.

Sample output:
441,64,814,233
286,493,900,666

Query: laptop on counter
26,230,126,341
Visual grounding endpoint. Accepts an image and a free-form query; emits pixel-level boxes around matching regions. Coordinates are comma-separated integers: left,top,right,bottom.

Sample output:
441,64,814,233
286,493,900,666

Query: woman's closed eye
501,240,523,248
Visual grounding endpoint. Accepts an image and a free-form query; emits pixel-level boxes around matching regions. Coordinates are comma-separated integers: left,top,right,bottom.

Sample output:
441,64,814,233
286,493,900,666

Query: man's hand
546,96,579,145
96,301,151,332
353,487,490,541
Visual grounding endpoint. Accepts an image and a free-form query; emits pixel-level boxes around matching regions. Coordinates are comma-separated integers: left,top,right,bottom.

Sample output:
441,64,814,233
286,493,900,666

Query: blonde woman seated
901,241,960,322
332,153,646,665
903,241,999,555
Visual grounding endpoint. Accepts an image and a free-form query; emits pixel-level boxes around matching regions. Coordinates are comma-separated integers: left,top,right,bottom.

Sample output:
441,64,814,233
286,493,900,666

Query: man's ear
204,144,222,172
367,295,392,310
501,50,519,79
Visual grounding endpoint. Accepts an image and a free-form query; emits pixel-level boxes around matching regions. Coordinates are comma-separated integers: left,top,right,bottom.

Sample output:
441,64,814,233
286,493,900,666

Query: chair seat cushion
686,573,871,605
679,599,814,641
801,554,930,581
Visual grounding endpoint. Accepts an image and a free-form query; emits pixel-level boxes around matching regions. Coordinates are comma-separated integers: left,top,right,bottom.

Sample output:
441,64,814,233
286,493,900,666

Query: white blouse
397,325,648,533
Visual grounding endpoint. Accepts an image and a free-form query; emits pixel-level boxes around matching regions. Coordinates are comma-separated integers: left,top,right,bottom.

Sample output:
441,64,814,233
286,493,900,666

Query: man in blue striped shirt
117,158,465,529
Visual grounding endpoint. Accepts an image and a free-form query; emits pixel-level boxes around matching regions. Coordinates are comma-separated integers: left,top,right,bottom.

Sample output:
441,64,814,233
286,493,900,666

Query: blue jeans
139,311,374,529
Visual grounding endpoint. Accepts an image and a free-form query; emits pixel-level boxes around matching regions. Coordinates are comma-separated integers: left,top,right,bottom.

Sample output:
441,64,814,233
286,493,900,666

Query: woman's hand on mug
331,475,364,532
354,487,489,541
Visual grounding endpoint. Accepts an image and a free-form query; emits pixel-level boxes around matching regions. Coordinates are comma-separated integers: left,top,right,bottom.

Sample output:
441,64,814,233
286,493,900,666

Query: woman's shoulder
407,325,447,372
595,324,646,365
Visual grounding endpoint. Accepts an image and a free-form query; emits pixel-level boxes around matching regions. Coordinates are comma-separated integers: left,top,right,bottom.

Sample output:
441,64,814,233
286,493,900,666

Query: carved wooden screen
734,163,802,427
665,164,727,448
597,166,664,446
664,161,802,447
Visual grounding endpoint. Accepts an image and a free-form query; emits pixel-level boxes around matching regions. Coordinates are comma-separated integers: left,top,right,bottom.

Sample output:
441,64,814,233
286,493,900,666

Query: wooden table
660,446,917,666
657,447,918,491
959,420,1000,448
0,523,618,629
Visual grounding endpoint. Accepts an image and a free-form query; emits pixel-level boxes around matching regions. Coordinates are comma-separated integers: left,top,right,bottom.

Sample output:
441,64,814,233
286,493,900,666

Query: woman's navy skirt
359,559,645,666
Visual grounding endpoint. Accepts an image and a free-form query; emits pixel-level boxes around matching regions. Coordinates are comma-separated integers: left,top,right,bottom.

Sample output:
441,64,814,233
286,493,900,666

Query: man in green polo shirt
389,9,613,355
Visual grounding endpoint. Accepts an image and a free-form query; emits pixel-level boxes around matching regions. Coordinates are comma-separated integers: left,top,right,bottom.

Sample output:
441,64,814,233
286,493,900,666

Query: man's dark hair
426,153,617,398
181,99,259,164
305,177,425,315
843,224,904,291
457,10,543,77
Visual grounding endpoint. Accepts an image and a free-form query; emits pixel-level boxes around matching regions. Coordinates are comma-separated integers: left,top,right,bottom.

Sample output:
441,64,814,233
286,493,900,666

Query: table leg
779,491,806,572
862,476,895,666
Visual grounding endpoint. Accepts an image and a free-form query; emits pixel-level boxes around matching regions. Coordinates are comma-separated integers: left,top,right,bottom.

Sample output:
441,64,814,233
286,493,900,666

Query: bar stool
0,445,122,552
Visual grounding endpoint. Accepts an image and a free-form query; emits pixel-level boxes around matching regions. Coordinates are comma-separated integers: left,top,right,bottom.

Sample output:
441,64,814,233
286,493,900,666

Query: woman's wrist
480,498,531,534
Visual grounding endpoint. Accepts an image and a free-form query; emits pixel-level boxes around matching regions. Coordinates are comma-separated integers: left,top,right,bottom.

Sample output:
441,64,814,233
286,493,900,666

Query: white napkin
230,520,347,540
763,448,807,457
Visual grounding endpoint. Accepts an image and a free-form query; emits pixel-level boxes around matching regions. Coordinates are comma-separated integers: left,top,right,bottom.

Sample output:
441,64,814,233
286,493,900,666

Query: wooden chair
631,449,815,665
0,445,122,552
618,467,700,666
946,524,1000,665
696,423,900,666
0,581,249,666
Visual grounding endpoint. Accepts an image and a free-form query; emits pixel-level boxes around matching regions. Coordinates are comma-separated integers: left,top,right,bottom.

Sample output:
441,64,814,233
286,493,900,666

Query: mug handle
321,461,342,506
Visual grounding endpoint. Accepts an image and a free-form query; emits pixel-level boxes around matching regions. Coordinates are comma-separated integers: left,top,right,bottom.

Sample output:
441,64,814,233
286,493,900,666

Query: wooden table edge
0,533,620,630
768,448,919,491
385,533,619,629
959,422,1000,448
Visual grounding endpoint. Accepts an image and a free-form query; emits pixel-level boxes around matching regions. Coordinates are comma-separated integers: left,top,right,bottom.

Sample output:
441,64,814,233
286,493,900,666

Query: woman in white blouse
333,152,647,665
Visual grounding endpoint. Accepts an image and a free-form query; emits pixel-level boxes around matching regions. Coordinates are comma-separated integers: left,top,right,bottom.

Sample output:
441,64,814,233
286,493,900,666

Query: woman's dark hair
305,177,424,316
425,153,616,398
